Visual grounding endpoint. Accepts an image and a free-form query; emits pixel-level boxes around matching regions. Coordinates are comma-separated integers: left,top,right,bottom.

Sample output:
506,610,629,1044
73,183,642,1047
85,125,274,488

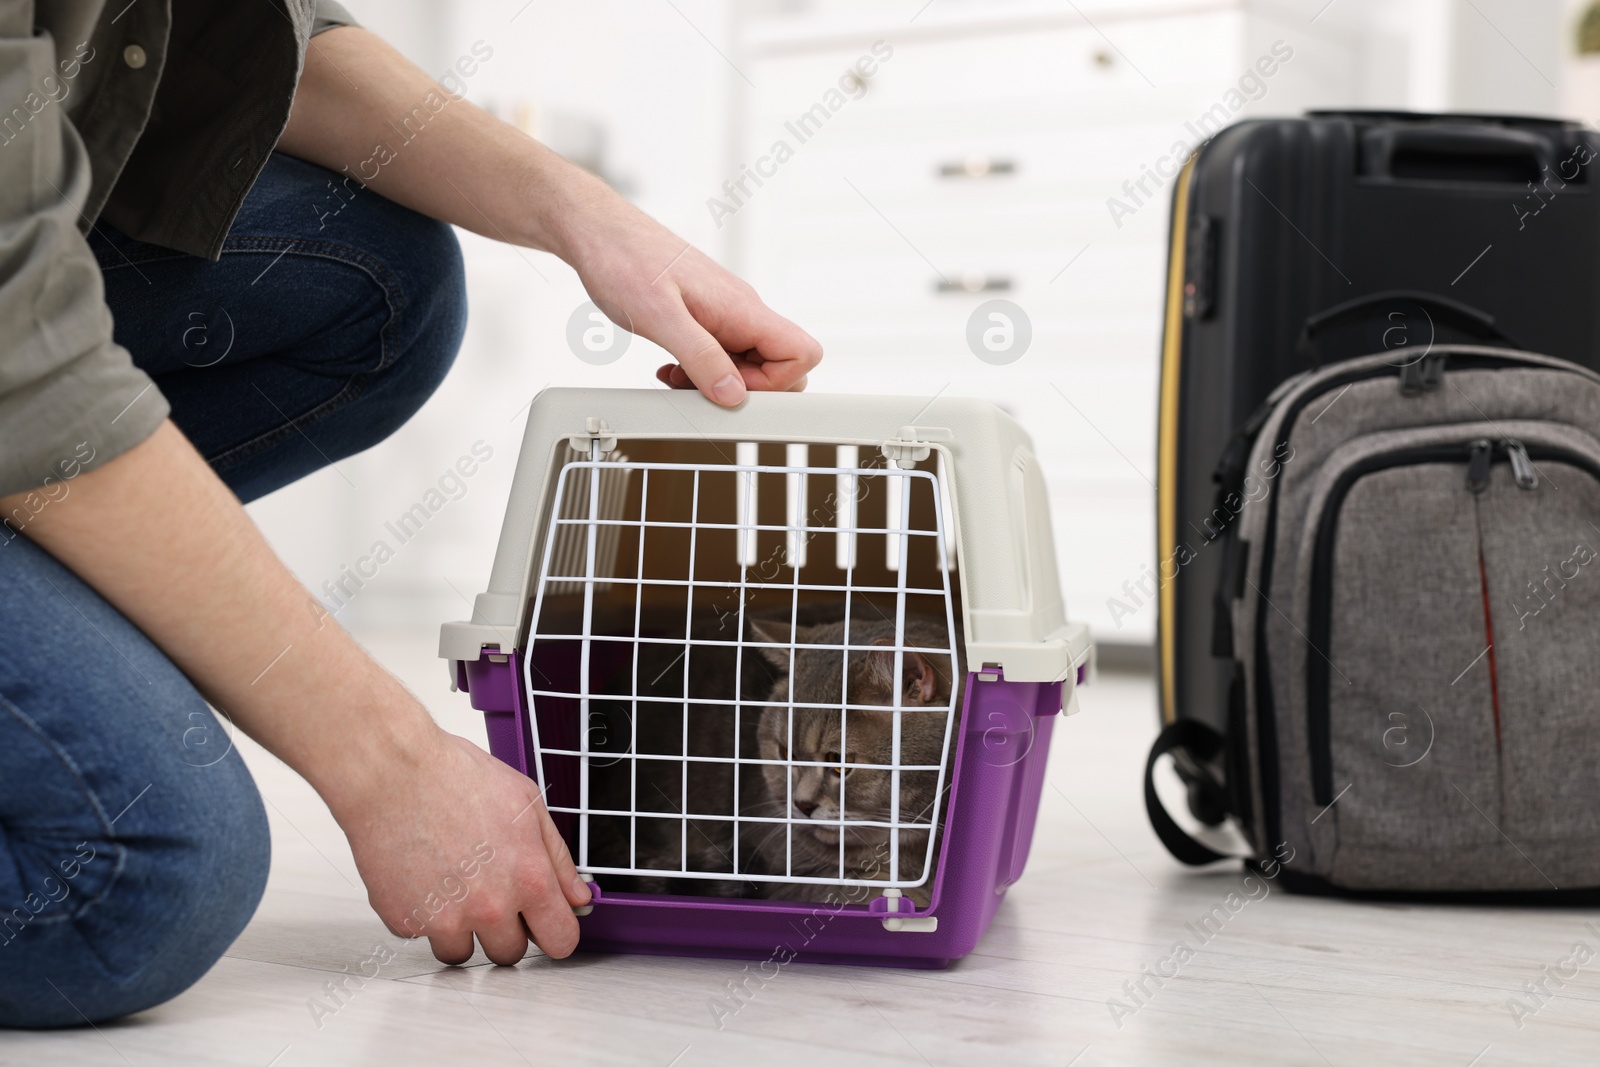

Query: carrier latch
568,417,619,456
880,425,953,465
876,888,938,933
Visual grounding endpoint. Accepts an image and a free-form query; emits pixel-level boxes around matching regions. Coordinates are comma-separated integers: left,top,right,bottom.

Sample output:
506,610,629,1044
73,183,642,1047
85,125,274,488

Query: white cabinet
731,0,1356,646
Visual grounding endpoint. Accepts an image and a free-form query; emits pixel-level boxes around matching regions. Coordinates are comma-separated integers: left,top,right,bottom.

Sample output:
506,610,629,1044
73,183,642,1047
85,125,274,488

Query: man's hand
342,730,589,963
556,185,821,405
280,26,823,407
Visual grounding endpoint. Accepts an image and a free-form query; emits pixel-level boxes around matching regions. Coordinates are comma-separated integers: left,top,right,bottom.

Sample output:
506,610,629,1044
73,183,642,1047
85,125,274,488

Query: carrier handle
1295,290,1520,365
1359,124,1555,182
1144,720,1234,866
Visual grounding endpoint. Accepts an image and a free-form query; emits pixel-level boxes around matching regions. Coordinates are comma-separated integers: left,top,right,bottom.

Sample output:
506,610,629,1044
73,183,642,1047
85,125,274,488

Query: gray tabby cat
583,613,961,908
744,615,960,908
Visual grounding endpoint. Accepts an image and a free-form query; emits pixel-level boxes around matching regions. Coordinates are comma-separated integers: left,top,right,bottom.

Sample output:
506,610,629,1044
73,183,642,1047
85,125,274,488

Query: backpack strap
1145,720,1233,866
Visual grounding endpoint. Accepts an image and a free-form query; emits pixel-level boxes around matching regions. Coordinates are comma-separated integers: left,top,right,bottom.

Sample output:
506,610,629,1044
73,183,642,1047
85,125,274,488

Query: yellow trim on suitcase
1158,156,1197,727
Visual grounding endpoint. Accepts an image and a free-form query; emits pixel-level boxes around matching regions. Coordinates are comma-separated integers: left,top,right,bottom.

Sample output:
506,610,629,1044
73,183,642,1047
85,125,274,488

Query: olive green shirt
0,0,354,498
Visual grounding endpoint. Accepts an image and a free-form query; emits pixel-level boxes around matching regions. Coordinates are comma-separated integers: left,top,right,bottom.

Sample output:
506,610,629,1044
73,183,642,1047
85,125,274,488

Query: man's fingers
523,904,580,959
642,306,747,407
656,363,697,390
738,307,822,392
681,289,821,393
474,916,534,967
657,360,806,395
518,870,582,959
532,798,592,908
426,927,477,966
639,275,820,403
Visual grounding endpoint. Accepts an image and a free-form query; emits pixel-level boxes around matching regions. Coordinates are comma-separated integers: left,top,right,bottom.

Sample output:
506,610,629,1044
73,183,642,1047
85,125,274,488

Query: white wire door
523,441,961,892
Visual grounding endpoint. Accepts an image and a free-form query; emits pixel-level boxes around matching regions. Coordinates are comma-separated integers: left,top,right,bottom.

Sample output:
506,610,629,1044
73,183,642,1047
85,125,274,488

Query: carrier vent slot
736,442,758,566
785,443,809,569
836,444,860,570
546,451,632,596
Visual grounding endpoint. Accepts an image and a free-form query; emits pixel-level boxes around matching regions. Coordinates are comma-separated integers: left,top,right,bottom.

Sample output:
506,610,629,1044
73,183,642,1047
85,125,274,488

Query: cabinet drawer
746,229,1164,320
747,117,1201,210
743,13,1241,118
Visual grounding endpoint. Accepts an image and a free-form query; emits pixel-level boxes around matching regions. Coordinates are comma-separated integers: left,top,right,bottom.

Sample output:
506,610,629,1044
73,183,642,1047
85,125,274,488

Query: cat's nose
794,798,819,817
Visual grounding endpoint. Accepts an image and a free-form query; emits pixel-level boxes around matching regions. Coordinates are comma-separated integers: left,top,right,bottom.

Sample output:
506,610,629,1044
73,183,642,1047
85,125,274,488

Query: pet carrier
440,388,1091,968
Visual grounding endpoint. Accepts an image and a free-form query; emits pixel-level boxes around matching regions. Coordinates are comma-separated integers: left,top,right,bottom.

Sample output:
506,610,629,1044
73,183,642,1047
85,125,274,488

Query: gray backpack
1147,345,1600,894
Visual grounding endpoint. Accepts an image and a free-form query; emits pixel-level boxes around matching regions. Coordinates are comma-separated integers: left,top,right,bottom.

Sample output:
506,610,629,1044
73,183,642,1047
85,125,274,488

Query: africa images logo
965,299,1032,365
566,301,632,365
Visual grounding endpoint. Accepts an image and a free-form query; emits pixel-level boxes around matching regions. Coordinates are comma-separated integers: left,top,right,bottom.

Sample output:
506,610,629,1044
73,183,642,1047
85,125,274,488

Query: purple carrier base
456,654,1071,969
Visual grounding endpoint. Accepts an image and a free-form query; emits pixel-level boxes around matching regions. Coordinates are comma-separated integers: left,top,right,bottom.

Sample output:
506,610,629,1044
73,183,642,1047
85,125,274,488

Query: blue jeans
0,153,466,1027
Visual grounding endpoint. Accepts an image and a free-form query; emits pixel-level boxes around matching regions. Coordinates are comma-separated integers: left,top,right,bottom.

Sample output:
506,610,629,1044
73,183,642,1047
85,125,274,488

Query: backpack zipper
1504,439,1539,489
1466,439,1492,493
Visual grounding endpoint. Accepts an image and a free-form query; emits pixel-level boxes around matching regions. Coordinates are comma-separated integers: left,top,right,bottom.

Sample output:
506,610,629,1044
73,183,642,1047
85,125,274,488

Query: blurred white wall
250,0,1587,662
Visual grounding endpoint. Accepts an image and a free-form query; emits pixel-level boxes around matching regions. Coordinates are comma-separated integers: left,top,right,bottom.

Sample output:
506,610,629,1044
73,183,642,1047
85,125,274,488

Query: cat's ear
746,617,795,671
865,641,940,705
902,651,939,704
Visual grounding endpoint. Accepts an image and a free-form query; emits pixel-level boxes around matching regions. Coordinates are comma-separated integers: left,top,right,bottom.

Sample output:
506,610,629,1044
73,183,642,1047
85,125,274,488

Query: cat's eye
823,750,855,779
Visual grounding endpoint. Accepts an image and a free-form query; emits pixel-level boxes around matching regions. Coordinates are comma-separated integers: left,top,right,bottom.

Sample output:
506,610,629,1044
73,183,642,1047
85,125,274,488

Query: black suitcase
1154,111,1600,840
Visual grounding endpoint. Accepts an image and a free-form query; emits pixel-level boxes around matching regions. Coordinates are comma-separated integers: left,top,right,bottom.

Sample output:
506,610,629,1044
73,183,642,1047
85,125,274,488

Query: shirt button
123,44,147,69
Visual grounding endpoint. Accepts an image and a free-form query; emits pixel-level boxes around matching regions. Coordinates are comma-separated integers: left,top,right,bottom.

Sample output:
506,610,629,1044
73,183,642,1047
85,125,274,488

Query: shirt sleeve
312,0,356,35
0,3,170,500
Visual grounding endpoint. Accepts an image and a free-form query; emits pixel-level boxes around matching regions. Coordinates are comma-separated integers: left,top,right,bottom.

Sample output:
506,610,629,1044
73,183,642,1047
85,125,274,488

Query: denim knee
335,210,468,456
94,152,474,501
265,207,467,467
0,450,275,1031
0,727,271,1029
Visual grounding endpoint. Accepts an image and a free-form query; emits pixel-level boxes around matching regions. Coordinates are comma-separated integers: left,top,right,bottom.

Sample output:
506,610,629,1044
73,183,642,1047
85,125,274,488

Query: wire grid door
521,441,961,891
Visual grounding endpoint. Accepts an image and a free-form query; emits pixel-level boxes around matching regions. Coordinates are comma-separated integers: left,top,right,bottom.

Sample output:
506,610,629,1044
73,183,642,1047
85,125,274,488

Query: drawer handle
935,273,1013,294
937,154,1017,179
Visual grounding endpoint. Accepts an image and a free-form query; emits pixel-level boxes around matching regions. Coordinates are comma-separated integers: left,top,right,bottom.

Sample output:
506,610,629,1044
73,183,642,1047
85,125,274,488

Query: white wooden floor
8,629,1599,1066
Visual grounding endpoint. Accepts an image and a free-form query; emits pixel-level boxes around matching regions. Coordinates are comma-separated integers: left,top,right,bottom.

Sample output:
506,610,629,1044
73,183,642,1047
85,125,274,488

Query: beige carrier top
440,387,1091,685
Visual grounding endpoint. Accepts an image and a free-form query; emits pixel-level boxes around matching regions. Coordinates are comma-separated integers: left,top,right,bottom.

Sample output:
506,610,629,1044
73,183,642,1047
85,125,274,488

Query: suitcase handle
1360,125,1554,183
1296,290,1520,365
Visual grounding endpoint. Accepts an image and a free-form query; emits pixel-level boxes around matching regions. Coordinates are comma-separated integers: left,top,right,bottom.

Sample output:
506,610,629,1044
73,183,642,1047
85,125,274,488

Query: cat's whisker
745,830,800,875
735,797,789,817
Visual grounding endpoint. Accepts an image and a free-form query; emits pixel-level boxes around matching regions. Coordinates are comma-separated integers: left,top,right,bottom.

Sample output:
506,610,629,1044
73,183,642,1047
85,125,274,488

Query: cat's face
748,617,956,876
